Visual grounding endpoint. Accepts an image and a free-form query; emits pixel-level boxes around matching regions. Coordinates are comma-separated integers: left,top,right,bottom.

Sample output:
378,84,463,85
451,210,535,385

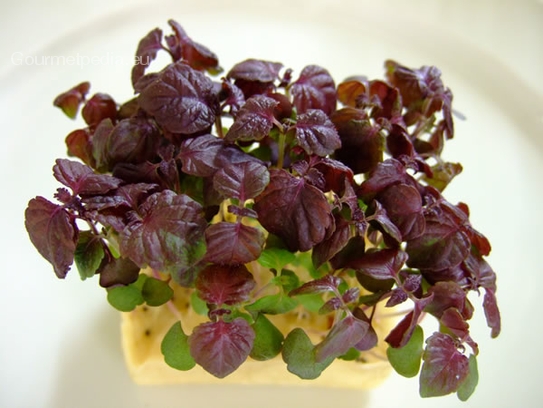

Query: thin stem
277,131,286,170
150,269,183,321
215,115,224,138
166,299,183,322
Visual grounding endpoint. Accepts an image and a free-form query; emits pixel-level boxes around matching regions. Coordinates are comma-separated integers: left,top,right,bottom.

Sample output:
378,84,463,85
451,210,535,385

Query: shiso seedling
24,19,501,399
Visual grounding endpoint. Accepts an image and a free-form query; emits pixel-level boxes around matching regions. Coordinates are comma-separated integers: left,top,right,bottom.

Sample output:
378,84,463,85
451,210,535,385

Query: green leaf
250,314,284,361
338,347,361,361
457,354,479,401
282,328,334,379
161,322,196,371
295,293,325,313
190,291,209,316
271,269,300,292
387,325,424,378
106,284,144,312
142,277,174,306
74,231,105,280
292,251,330,279
132,273,148,290
245,293,298,315
257,248,296,272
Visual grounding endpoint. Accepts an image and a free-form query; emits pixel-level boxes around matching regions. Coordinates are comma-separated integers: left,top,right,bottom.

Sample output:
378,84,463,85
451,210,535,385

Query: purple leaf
98,256,140,288
386,294,434,348
226,58,282,99
224,95,279,142
406,210,471,272
462,248,497,290
368,80,403,121
291,65,336,115
352,308,378,351
358,158,415,201
227,59,282,83
227,205,258,219
90,118,115,171
81,93,117,128
138,61,219,135
385,60,453,138
439,308,470,340
312,215,351,269
189,318,255,378
294,109,341,156
330,107,385,174
366,200,403,243
53,159,122,196
253,169,332,252
82,183,157,231
213,161,270,201
289,274,342,297
131,27,164,87
419,332,470,397
403,273,423,293
215,144,265,168
483,288,501,338
94,117,161,171
204,222,265,265
318,297,343,314
342,287,361,305
165,19,220,72
377,183,425,241
329,235,367,270
218,80,246,115
178,134,226,177
336,79,366,108
350,248,408,280
25,197,78,278
386,289,409,308
425,281,473,320
65,128,94,167
53,81,90,119
311,157,354,194
195,264,256,305
120,190,206,273
315,314,368,362
386,124,415,159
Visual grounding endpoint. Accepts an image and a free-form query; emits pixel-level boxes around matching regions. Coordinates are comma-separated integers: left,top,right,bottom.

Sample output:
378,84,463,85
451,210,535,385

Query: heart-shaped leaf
204,222,265,265
294,109,341,156
53,159,122,196
254,169,332,252
315,314,369,362
250,314,284,361
161,321,196,371
291,65,336,115
282,328,334,379
419,332,470,397
178,134,226,177
25,197,78,278
387,324,424,378
195,264,255,306
166,19,220,73
189,318,255,378
213,161,270,201
245,293,298,315
120,190,207,274
74,230,105,280
138,61,219,135
131,27,164,87
224,95,278,142
350,248,408,281
227,59,282,83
